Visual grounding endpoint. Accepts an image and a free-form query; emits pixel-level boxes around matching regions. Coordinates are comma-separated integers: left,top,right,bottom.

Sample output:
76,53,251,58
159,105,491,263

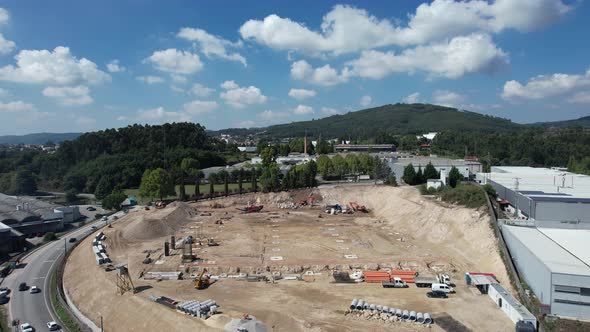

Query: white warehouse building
502,224,590,320
389,156,482,180
478,166,590,224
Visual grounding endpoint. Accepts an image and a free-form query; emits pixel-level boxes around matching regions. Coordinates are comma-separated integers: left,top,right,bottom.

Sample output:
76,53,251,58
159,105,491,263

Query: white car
29,286,40,294
47,321,59,331
19,323,34,332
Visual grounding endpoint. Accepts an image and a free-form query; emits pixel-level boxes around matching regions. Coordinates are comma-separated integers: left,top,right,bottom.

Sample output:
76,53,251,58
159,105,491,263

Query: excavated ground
64,185,515,332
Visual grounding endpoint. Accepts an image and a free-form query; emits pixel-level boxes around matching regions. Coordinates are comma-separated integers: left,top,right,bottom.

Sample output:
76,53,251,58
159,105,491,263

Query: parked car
112,215,118,220
431,283,455,293
91,226,97,230
0,286,9,294
29,286,40,294
18,282,27,291
68,237,77,243
0,296,9,304
19,322,34,332
426,290,448,298
86,206,96,211
46,321,59,331
101,216,108,221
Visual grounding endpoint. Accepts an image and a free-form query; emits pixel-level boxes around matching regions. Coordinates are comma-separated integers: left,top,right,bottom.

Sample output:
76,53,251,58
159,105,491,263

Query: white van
431,283,454,293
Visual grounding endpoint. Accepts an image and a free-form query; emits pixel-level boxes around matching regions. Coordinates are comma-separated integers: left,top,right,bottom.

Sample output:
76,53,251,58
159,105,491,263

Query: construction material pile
346,299,433,325
144,271,182,280
177,299,219,319
92,232,111,265
224,314,267,332
121,202,197,241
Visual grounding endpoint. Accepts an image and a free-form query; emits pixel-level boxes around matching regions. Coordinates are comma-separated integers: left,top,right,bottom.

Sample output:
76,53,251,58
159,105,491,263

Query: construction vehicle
207,238,219,246
348,202,368,213
415,274,452,288
194,269,210,290
381,277,409,288
155,201,166,209
236,205,263,213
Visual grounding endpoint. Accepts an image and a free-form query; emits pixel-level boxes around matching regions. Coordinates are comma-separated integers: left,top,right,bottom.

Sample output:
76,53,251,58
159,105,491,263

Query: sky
0,0,589,135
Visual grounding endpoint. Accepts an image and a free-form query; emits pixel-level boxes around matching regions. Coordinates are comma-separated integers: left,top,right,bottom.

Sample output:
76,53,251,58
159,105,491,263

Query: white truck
415,274,451,288
381,277,409,288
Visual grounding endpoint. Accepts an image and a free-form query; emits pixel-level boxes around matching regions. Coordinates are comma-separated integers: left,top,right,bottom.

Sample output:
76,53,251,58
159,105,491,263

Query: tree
194,170,203,200
43,232,58,242
260,147,276,168
423,162,438,180
102,191,127,210
65,189,78,203
94,176,114,200
278,144,290,156
260,164,280,192
372,156,391,183
14,168,37,195
178,158,199,201
345,154,360,175
316,138,333,154
251,169,257,192
331,154,348,179
402,164,417,185
416,166,425,184
448,166,463,188
224,172,229,196
209,181,214,198
238,168,243,194
138,168,175,201
483,184,497,198
316,155,333,178
385,174,398,186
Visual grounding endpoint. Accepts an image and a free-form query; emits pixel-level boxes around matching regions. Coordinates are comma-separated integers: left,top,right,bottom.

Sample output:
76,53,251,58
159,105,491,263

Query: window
554,299,590,306
554,285,580,294
581,288,590,297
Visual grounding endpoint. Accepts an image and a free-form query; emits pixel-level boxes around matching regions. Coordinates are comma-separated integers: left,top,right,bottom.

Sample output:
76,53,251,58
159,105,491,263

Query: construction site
63,185,517,332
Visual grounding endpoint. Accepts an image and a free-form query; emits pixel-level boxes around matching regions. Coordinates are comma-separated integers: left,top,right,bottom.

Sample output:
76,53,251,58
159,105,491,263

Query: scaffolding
115,263,136,295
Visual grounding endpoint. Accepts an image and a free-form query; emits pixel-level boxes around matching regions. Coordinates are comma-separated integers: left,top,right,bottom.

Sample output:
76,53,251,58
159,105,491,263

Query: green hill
217,103,523,139
532,115,590,128
0,132,82,145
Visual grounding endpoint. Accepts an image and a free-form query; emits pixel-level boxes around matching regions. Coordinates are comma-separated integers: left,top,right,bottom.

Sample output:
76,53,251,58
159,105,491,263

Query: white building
488,283,537,328
389,156,482,180
478,166,590,223
54,206,80,223
502,224,590,320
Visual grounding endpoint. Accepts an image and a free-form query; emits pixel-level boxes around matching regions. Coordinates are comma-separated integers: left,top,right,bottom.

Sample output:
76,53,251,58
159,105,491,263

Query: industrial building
334,144,395,152
0,222,25,258
0,193,65,236
502,224,590,320
54,206,81,223
389,156,482,180
478,166,590,223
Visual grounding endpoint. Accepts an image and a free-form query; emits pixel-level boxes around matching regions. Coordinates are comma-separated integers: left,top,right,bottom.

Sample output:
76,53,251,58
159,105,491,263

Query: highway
3,213,121,332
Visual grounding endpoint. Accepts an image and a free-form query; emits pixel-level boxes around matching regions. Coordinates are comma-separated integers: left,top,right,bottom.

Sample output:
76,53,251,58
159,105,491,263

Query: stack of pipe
348,299,432,325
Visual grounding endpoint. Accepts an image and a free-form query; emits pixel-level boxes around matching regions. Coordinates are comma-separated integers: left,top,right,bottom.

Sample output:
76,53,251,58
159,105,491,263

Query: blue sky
0,0,589,135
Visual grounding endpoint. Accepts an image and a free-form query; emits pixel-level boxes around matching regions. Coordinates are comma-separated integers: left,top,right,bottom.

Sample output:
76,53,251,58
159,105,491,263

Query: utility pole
100,315,103,332
513,177,521,218
64,238,67,256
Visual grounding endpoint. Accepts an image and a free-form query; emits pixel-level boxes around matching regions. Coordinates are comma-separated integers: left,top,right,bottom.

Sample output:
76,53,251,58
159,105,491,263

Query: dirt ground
64,185,515,332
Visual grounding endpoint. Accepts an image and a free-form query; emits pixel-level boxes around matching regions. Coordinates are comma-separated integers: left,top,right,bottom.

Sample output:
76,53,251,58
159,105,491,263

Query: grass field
124,183,253,203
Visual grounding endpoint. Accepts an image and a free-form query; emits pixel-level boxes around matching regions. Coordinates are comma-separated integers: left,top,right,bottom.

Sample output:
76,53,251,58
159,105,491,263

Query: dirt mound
121,202,198,241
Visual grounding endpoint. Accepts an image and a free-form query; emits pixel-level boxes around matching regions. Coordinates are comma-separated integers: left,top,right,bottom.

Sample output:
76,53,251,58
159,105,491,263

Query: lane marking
43,260,55,263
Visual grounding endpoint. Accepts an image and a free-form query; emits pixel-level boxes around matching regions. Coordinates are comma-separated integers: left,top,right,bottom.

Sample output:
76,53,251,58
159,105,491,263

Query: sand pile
121,202,198,241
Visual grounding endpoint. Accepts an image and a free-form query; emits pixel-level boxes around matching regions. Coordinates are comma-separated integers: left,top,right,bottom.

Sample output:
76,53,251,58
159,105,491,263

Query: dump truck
415,274,451,288
381,277,409,288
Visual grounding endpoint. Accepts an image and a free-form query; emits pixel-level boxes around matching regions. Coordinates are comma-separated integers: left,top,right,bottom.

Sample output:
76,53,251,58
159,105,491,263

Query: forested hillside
0,132,82,145
217,103,523,139
0,123,235,197
531,115,590,128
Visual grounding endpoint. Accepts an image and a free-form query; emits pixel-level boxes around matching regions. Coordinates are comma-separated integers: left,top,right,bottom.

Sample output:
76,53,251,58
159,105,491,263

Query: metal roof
393,156,481,167
490,283,536,321
481,167,590,199
503,225,590,276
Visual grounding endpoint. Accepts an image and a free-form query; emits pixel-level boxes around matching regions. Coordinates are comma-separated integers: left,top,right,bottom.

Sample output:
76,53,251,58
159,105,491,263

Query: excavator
194,269,210,290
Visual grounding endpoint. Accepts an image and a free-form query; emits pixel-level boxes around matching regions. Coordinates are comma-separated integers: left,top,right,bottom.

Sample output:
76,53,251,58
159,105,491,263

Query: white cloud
0,8,9,25
42,85,93,106
74,115,96,127
293,104,314,115
239,2,570,56
137,75,165,84
190,83,215,97
569,92,590,104
237,120,256,128
360,95,372,107
402,92,421,103
220,80,239,90
288,88,317,100
170,85,185,93
182,100,218,115
502,68,590,103
259,110,289,121
177,27,246,66
0,46,111,85
433,90,466,107
290,60,349,86
116,115,128,121
0,100,35,113
144,48,203,74
171,74,188,84
321,107,339,115
346,33,508,80
220,81,267,108
0,33,15,55
137,106,190,123
106,59,125,73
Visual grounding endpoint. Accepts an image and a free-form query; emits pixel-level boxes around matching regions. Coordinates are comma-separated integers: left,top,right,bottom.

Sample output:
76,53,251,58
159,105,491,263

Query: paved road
3,211,124,332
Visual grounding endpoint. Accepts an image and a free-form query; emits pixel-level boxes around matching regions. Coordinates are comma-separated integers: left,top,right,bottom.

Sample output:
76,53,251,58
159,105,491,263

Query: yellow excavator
194,269,210,290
